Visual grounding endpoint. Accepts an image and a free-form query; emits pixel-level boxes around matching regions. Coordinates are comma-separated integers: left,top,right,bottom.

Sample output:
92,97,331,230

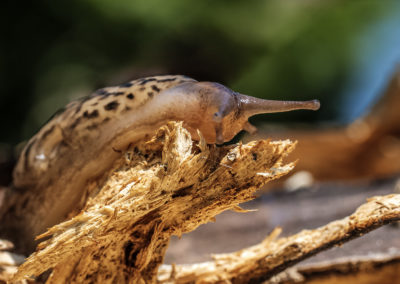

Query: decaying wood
269,253,400,284
8,122,400,283
12,122,295,283
157,194,400,283
255,69,400,183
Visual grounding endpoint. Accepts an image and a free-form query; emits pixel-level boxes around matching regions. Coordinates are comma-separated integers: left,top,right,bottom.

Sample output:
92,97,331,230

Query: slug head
167,81,320,144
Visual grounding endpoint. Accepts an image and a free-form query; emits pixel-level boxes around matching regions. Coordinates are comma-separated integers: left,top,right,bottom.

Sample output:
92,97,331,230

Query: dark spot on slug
104,101,119,111
157,77,176,83
69,117,81,130
91,102,98,106
120,82,133,87
139,87,145,91
83,109,99,119
124,106,132,112
92,89,112,100
151,85,161,92
139,78,157,85
126,93,134,100
111,91,124,96
94,88,109,96
74,103,82,114
147,92,154,98
102,117,111,123
252,153,258,161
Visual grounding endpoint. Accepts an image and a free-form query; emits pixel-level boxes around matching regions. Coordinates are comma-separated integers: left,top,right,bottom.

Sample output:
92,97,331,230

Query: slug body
3,75,320,246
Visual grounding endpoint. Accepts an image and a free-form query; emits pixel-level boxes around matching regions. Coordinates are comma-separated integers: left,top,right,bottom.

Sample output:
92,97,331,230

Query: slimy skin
13,75,197,190
2,75,320,249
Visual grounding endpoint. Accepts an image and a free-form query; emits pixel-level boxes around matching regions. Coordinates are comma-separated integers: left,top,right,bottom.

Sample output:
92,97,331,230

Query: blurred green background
1,0,400,146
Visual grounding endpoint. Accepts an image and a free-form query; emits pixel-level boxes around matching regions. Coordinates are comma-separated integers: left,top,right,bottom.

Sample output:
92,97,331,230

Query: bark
269,254,400,284
157,194,400,283
12,122,295,283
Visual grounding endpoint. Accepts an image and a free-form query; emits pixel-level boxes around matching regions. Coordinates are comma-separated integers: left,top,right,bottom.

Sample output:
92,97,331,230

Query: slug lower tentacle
1,75,320,251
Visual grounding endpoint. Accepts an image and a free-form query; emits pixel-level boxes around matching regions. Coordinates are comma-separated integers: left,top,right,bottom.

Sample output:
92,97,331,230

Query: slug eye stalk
238,94,320,118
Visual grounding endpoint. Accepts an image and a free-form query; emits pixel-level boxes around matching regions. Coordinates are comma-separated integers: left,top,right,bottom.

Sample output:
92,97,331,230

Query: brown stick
157,194,400,283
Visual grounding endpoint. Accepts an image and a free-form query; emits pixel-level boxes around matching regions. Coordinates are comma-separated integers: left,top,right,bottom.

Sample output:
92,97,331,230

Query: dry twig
157,194,400,283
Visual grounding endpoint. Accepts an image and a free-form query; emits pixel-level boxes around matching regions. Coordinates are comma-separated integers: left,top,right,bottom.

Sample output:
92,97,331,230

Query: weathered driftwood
12,122,295,283
157,194,400,283
268,253,400,284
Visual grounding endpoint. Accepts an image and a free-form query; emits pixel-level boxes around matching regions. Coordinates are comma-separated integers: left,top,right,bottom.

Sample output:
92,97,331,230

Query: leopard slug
1,75,320,249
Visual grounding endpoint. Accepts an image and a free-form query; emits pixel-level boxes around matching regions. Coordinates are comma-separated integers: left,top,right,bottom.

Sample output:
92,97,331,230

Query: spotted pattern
104,101,119,111
14,75,197,187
